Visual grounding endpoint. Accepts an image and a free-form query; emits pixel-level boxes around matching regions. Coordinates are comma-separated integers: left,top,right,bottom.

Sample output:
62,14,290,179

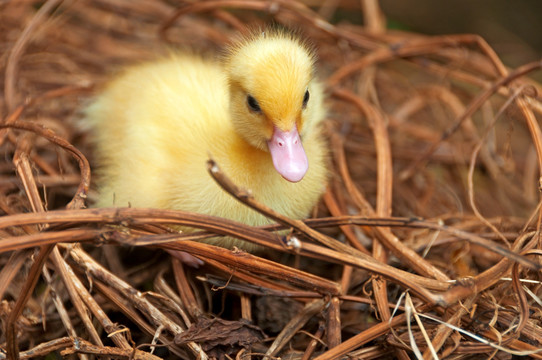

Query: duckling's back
86,55,231,209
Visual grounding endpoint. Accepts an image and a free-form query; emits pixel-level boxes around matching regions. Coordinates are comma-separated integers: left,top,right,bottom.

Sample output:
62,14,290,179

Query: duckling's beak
267,124,308,182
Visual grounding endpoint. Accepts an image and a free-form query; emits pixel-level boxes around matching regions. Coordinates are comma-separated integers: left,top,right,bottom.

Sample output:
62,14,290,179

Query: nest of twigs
1,1,542,359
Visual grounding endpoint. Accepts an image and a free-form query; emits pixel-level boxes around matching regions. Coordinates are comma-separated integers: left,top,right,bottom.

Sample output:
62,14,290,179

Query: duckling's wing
85,55,230,208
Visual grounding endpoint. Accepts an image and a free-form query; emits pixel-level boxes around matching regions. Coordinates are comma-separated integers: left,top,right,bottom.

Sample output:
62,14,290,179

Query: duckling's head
225,29,323,182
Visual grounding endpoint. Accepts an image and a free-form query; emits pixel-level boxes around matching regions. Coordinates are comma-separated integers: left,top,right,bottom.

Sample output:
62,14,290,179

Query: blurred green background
321,0,542,70
380,0,542,69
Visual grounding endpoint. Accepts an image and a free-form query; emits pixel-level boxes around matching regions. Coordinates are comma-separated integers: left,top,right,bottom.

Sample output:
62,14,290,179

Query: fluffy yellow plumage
86,29,327,252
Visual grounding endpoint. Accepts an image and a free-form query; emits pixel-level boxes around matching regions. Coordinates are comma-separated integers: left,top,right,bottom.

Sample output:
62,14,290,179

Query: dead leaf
175,316,266,359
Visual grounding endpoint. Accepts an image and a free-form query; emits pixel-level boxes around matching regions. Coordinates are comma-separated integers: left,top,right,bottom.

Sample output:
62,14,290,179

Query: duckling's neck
217,130,276,187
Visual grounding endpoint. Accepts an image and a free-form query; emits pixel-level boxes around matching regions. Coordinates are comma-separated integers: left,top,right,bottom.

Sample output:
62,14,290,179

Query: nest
1,1,542,359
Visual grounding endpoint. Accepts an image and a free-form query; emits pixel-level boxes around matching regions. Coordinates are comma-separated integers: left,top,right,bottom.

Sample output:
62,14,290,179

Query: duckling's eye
302,90,310,108
246,95,261,113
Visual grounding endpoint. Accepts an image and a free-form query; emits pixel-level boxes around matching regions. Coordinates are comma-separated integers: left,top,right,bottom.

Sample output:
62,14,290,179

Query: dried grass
1,0,542,359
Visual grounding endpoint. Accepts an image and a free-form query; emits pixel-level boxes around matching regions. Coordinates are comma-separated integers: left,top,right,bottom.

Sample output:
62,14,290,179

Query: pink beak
267,125,308,182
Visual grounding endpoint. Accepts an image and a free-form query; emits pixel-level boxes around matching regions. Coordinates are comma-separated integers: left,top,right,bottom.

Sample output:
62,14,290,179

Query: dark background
380,0,542,68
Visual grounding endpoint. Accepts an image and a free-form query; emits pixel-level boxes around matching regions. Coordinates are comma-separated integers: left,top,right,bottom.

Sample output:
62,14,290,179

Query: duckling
86,29,327,254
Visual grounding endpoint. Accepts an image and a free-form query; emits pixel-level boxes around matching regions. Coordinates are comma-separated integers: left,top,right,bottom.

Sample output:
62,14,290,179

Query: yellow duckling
86,29,327,253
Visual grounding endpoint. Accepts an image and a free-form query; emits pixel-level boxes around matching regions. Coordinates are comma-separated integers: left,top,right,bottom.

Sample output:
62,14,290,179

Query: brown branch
399,59,542,181
0,121,90,210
